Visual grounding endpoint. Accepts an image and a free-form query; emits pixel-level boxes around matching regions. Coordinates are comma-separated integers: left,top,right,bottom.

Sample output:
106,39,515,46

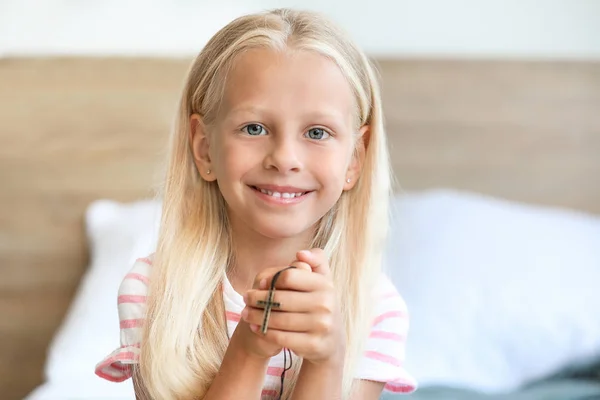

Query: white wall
1,0,599,58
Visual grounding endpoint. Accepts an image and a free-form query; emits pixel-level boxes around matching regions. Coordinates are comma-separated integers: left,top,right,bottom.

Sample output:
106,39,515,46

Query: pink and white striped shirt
95,256,416,397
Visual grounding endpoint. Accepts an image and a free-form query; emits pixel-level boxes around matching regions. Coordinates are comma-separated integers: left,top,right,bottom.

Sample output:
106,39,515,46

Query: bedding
39,199,160,390
385,189,600,393
384,379,600,400
26,378,133,400
26,190,600,399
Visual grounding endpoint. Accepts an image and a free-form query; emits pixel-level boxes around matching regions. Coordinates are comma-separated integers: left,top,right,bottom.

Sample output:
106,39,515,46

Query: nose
263,134,302,173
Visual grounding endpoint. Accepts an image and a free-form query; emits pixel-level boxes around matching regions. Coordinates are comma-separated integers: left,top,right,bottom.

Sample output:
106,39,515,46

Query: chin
247,213,321,239
253,223,311,240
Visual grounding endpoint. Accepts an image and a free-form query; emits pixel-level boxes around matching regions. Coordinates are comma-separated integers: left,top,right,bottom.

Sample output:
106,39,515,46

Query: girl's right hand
234,318,282,359
234,266,290,359
236,262,311,359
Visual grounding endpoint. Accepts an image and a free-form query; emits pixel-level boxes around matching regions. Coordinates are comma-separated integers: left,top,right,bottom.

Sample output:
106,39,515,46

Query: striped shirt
95,256,416,397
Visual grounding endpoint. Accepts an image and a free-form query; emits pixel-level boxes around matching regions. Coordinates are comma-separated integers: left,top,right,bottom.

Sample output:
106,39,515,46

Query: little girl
96,8,416,400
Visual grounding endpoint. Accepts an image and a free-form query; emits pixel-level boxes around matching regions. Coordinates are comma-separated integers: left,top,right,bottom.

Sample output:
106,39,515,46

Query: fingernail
259,278,267,289
241,307,248,320
250,324,258,332
243,292,248,304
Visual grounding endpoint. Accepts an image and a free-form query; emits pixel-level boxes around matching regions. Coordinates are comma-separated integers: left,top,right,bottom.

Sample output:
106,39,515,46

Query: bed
1,57,599,400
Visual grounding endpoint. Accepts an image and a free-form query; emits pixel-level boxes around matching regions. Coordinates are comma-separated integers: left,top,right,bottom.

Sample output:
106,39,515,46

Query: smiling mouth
250,186,311,199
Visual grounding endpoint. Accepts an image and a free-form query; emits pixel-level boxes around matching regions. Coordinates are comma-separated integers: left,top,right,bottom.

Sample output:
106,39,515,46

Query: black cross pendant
257,266,295,335
257,293,280,335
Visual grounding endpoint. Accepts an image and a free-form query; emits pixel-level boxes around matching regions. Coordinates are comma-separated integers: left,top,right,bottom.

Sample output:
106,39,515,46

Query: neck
227,218,314,295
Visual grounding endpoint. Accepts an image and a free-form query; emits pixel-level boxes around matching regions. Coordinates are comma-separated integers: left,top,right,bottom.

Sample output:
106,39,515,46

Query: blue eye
305,128,329,140
242,124,266,136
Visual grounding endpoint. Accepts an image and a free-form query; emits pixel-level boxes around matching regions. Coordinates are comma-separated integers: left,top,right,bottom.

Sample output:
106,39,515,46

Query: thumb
296,248,330,276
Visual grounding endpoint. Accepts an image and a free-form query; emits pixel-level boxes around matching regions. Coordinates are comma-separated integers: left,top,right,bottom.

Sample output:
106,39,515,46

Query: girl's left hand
242,248,345,365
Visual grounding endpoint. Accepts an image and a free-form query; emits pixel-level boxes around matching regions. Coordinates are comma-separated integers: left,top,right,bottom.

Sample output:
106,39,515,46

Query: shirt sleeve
355,273,417,394
94,256,152,382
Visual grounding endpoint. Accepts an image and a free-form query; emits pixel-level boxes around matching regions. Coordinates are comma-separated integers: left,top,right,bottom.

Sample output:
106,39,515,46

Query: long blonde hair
140,8,391,399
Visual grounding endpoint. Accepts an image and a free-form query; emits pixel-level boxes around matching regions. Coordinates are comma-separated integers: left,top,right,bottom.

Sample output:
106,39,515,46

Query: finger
266,267,327,292
253,265,308,290
296,248,330,276
253,266,287,290
245,289,332,313
242,307,332,333
289,259,311,272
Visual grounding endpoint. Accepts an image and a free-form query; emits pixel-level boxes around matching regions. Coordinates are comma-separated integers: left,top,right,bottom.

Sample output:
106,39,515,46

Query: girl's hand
242,249,345,365
233,318,283,360
234,258,313,360
235,268,289,360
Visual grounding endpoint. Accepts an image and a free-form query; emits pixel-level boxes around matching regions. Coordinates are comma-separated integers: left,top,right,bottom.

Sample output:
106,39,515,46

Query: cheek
320,143,353,178
315,154,349,192
213,139,252,177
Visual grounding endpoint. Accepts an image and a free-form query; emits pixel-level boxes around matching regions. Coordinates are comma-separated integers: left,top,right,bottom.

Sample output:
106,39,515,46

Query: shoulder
117,255,153,344
118,255,153,297
372,273,409,327
354,273,417,393
95,255,154,381
368,274,410,357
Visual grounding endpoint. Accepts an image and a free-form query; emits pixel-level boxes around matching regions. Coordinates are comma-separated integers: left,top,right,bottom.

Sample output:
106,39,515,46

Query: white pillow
385,189,600,393
26,378,133,400
42,199,161,389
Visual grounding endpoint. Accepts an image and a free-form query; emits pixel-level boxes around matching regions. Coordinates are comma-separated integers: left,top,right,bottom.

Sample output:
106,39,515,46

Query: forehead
222,47,356,123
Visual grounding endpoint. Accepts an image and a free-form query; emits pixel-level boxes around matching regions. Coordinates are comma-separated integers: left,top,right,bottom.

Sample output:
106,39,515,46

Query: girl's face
192,48,366,240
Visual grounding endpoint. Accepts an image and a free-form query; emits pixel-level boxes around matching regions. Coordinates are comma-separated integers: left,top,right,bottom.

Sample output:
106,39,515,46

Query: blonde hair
140,8,392,399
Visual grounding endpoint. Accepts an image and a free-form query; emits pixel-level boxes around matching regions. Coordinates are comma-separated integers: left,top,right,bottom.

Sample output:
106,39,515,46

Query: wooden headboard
1,57,599,399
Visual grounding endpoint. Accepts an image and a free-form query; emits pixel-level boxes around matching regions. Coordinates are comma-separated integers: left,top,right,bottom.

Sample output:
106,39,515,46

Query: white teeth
256,187,305,199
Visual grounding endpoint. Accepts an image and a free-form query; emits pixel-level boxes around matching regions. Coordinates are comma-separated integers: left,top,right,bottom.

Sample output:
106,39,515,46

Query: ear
343,125,370,191
190,113,217,182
